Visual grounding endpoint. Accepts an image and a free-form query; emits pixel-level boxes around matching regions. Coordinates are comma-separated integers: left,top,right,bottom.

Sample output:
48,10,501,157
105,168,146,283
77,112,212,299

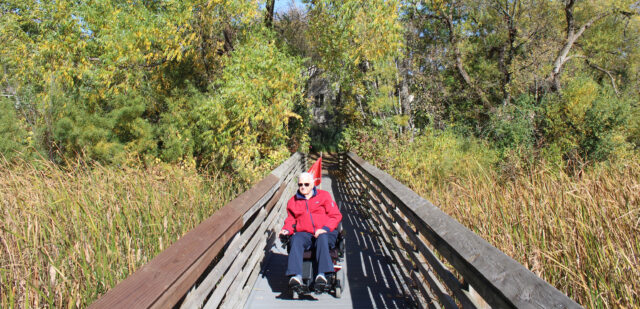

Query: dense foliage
3,0,638,167
400,0,640,164
1,0,307,183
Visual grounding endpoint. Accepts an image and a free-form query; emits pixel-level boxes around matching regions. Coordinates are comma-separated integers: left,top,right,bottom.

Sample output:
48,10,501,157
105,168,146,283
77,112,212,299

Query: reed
360,140,640,308
0,159,239,308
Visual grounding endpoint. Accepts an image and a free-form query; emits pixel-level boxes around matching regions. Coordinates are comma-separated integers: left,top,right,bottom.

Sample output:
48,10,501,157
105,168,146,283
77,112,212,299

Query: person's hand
279,229,289,236
314,229,327,238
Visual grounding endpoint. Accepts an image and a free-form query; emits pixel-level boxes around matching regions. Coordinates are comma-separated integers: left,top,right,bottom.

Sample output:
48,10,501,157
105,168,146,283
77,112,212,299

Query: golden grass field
424,161,640,308
0,159,239,308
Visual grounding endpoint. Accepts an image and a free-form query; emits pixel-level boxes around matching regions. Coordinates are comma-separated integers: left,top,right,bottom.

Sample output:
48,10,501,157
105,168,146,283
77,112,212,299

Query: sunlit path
244,170,410,308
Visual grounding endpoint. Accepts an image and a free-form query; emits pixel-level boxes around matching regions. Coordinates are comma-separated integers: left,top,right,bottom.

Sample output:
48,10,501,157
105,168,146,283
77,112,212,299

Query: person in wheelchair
278,172,342,293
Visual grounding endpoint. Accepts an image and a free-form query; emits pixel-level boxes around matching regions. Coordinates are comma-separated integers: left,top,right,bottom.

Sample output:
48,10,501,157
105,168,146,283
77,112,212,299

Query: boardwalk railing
90,152,306,309
341,152,580,309
90,151,581,309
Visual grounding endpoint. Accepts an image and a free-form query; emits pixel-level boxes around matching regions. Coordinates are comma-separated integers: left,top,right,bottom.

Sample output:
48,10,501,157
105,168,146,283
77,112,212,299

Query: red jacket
282,188,342,234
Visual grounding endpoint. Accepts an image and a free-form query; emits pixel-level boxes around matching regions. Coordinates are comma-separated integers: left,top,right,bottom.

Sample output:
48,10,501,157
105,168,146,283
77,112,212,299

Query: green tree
305,0,404,126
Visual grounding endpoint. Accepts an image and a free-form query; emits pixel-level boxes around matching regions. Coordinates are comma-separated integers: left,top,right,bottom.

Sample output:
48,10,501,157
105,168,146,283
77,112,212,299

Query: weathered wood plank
219,234,268,309
203,214,271,308
208,175,295,309
180,206,268,308
89,154,297,309
358,182,445,309
235,259,262,309
358,173,455,309
346,152,582,309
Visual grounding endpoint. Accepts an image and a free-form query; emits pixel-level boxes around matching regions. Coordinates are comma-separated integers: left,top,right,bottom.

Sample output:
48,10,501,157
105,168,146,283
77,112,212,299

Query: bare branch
560,54,620,96
549,1,615,92
585,59,620,96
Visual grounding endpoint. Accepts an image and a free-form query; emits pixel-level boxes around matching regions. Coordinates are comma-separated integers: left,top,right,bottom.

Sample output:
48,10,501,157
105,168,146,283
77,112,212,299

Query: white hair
299,172,314,182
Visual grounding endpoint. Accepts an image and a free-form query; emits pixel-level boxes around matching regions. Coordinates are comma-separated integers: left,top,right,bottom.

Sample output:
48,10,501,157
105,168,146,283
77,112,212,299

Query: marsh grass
352,132,639,308
425,160,640,308
0,159,239,308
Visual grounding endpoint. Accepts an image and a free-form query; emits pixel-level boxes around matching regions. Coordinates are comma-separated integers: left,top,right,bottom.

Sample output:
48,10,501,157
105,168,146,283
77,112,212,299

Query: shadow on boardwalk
243,155,409,309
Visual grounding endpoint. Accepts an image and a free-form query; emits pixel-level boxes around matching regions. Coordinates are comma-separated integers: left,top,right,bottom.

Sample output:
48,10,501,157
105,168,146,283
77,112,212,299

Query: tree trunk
443,13,492,110
495,0,519,106
548,0,611,92
265,0,276,28
396,59,414,135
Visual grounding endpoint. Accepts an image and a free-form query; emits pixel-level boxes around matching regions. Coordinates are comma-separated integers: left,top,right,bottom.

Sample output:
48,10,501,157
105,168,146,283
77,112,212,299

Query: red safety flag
308,156,322,186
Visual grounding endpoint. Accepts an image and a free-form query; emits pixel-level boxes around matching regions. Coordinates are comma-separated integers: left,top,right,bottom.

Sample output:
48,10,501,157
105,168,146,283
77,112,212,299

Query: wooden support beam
347,161,475,308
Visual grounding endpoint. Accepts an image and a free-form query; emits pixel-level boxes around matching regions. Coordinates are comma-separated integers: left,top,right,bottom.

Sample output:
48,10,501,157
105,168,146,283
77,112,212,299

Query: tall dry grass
351,132,639,308
420,160,640,308
0,159,238,308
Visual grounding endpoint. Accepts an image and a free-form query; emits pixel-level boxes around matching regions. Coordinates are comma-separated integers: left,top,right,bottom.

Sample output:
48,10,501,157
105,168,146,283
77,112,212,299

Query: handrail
342,152,581,309
89,152,306,309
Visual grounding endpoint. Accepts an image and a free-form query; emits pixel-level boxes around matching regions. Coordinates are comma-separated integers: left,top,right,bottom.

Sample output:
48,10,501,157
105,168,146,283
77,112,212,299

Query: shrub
341,126,497,189
194,30,307,183
485,94,538,152
542,76,632,162
0,98,30,161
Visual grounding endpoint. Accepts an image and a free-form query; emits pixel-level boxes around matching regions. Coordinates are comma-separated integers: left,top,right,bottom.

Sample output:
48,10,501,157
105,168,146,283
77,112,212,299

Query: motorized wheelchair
279,224,346,298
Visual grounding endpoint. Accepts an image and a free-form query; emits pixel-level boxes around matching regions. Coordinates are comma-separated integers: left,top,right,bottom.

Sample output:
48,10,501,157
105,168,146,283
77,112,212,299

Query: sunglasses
298,183,311,187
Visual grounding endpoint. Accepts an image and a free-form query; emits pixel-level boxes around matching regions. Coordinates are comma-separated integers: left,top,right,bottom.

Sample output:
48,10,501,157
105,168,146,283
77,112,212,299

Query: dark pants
286,230,338,276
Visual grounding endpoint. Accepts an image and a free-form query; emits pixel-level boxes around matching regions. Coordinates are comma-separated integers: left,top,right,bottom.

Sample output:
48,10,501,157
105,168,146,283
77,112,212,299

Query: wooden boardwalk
90,152,581,309
244,172,410,308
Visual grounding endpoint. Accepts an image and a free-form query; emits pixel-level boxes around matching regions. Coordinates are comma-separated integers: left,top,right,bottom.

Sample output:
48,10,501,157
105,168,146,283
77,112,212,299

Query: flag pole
320,152,322,189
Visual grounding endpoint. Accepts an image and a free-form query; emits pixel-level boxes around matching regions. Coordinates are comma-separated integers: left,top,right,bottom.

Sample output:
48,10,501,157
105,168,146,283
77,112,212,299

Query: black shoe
314,274,327,292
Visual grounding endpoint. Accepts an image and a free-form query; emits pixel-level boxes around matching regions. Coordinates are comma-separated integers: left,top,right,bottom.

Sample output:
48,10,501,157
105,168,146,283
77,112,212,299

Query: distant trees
304,0,408,131
270,0,640,161
1,0,638,170
401,0,640,161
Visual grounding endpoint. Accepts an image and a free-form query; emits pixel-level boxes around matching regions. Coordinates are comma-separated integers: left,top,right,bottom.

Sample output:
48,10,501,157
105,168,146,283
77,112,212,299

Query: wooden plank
266,179,286,213
235,259,262,309
180,231,240,308
242,184,279,225
180,206,268,308
349,164,480,306
181,162,299,309
346,153,582,309
358,177,455,309
208,184,290,309
220,234,268,309
359,183,445,309
89,168,281,309
203,212,270,309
